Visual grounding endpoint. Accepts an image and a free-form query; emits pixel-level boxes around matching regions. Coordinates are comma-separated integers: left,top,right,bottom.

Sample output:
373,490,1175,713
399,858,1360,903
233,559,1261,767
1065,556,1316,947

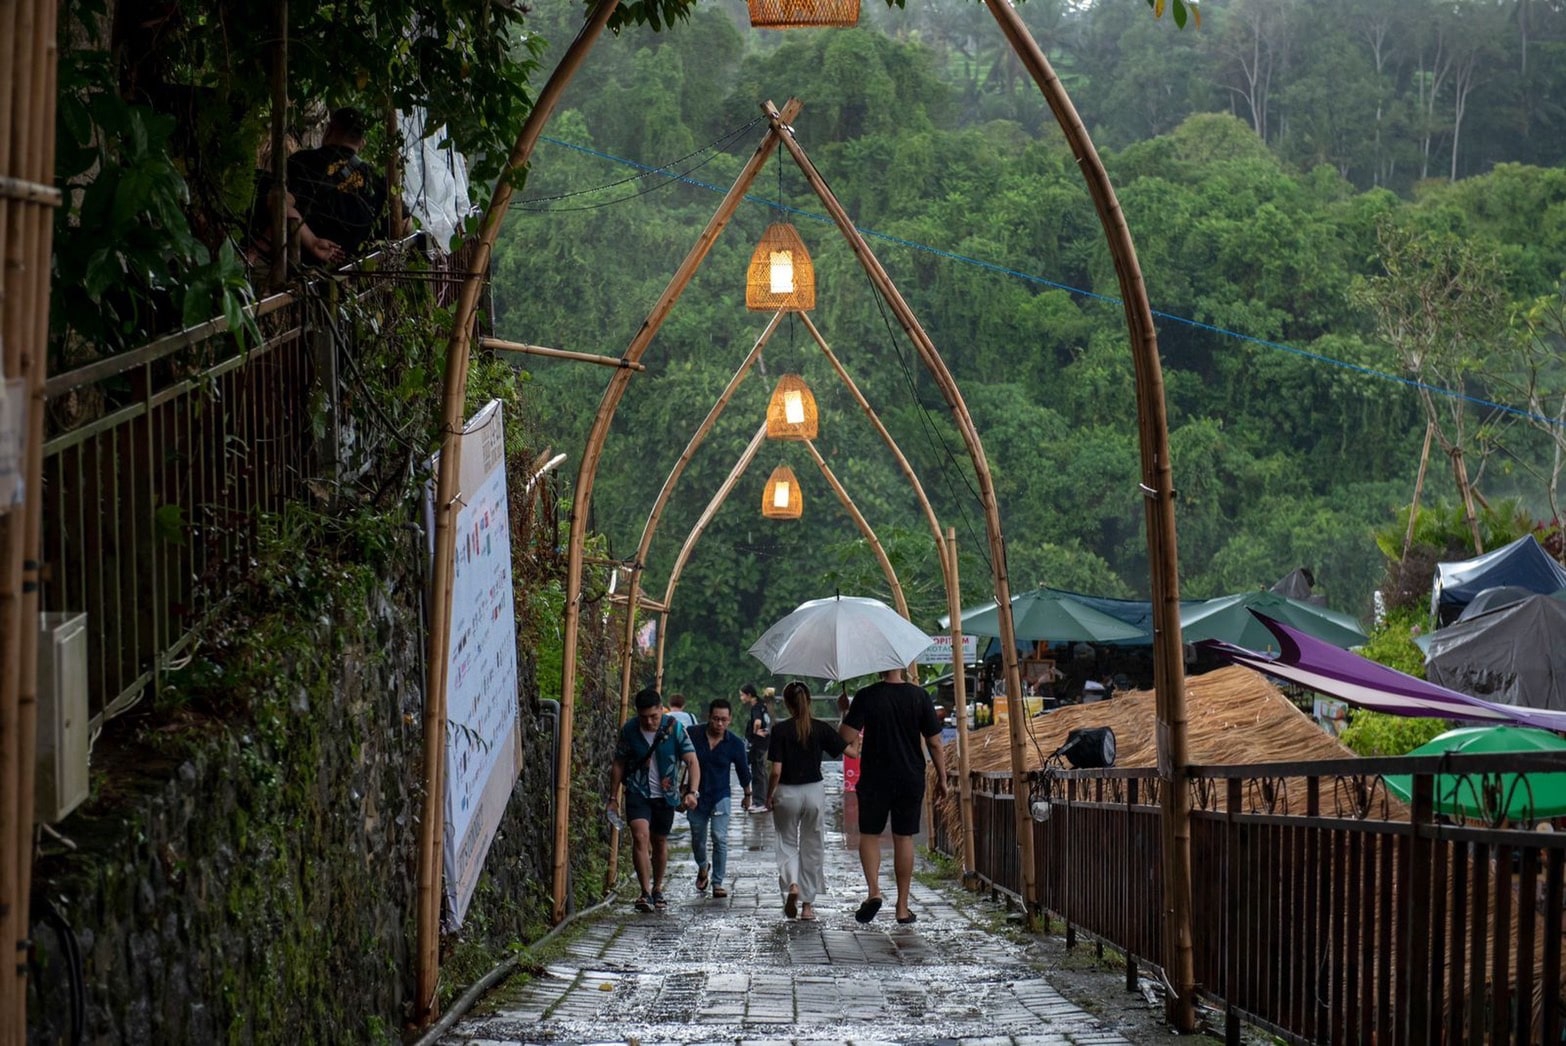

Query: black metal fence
943,753,1566,1044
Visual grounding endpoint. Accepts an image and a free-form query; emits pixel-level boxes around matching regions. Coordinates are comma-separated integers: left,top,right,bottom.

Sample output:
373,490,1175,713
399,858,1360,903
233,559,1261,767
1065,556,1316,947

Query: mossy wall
26,521,623,1042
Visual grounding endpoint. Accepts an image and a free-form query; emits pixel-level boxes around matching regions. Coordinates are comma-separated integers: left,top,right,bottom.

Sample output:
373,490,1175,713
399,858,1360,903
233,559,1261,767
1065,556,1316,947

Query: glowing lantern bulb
772,480,792,509
769,250,795,294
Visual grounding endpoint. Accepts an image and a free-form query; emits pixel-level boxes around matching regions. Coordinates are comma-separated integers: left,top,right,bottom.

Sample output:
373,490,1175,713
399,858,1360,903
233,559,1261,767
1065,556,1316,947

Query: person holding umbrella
839,666,948,924
765,681,858,920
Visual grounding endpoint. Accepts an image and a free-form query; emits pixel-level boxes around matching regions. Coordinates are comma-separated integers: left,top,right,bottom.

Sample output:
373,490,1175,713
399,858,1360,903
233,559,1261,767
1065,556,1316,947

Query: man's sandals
853,895,883,923
695,865,710,892
784,886,800,919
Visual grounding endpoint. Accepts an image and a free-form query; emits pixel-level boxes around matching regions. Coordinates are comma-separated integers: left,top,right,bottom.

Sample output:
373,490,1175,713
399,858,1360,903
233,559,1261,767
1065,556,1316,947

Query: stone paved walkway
439,764,1131,1046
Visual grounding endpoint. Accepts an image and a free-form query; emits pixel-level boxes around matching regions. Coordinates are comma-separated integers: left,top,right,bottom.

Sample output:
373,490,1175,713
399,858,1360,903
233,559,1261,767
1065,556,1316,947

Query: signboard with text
917,633,976,665
428,400,520,928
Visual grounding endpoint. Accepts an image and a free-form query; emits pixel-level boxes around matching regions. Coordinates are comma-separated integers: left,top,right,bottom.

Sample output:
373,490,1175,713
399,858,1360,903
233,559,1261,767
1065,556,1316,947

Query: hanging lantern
746,223,816,312
766,374,818,440
747,0,860,29
762,464,803,519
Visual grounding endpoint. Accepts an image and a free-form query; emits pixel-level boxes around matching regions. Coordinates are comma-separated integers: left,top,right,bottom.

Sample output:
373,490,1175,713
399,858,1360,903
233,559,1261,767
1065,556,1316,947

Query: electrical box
36,611,89,824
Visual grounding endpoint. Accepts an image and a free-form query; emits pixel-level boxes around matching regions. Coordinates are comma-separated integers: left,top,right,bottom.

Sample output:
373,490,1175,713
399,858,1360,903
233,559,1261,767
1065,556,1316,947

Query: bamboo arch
979,3,1194,1026
610,310,978,880
556,99,1026,924
418,0,1186,1024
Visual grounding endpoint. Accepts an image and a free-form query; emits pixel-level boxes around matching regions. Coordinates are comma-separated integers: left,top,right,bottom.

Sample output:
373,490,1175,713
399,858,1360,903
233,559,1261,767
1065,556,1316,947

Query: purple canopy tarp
1201,612,1566,733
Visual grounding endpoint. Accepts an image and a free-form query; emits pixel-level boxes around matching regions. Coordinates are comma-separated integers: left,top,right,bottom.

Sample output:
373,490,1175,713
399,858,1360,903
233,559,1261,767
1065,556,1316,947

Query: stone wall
25,526,622,1043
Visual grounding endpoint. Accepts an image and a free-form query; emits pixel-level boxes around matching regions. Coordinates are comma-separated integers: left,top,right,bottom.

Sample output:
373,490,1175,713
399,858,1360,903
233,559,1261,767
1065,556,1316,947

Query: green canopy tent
941,587,1149,644
1384,725,1566,822
1179,590,1365,654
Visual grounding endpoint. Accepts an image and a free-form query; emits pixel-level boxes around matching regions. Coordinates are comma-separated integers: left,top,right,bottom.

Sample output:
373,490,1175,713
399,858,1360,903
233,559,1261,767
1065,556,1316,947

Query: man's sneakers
652,890,668,912
634,894,654,913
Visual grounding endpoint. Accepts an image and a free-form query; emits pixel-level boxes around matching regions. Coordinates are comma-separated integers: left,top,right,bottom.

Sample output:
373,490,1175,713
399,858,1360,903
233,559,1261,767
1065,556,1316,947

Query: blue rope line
537,135,1560,430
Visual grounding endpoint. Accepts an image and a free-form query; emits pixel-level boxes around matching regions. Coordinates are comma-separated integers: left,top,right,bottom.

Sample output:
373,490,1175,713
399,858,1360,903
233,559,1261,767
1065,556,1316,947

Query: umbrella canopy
941,588,1149,644
1180,590,1365,653
748,595,934,683
1384,726,1566,822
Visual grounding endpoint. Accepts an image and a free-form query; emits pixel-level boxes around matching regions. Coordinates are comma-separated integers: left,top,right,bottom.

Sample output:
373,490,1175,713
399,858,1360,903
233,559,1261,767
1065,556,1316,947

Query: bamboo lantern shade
762,464,804,519
766,374,818,440
747,0,860,28
746,222,816,312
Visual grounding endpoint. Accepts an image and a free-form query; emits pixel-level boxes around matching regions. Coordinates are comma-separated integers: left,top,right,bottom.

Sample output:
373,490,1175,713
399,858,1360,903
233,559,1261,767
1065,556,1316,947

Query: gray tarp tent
1431,535,1566,624
1425,594,1566,711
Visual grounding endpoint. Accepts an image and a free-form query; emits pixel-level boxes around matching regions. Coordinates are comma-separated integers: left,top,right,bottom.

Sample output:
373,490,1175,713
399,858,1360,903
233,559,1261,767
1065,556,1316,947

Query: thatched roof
952,664,1356,773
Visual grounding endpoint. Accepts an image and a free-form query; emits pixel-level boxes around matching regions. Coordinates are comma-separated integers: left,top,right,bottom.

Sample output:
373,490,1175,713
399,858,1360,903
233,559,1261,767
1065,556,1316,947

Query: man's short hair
739,682,758,697
669,692,687,708
708,697,732,714
328,106,369,140
634,687,662,712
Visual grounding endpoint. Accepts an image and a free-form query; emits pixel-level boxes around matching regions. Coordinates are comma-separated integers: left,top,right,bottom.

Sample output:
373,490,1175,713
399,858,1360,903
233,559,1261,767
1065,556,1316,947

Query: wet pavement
439,764,1131,1046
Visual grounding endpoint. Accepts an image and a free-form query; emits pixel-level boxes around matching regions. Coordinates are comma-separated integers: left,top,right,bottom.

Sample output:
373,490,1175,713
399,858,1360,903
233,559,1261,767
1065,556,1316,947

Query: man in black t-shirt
840,667,947,925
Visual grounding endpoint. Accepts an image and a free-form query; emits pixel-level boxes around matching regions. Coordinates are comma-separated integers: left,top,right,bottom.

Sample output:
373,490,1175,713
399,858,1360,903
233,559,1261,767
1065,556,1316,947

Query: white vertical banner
430,399,521,927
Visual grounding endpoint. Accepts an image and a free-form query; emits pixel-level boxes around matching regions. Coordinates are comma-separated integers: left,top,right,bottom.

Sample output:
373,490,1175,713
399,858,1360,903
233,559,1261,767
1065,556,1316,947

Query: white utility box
36,611,89,823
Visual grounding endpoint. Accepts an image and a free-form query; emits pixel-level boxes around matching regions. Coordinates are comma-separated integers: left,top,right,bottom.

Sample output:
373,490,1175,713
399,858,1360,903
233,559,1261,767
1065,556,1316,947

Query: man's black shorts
625,792,676,836
856,784,924,837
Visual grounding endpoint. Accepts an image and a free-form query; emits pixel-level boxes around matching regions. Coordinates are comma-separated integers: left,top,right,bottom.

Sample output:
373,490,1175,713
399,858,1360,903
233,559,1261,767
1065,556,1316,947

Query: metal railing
41,241,468,731
945,753,1566,1044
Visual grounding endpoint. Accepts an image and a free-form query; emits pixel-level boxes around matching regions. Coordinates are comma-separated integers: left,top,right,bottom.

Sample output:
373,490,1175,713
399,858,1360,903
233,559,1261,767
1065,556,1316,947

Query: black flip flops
854,896,883,923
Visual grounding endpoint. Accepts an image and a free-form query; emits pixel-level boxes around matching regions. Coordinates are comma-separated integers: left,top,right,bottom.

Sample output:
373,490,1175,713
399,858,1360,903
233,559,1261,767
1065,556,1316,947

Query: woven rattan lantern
766,374,818,440
747,0,860,29
746,223,816,312
762,464,803,519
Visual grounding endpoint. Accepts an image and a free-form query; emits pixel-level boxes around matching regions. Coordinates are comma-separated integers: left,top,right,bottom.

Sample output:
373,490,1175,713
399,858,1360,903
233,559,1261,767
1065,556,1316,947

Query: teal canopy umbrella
1179,591,1365,654
1384,725,1566,822
941,588,1149,644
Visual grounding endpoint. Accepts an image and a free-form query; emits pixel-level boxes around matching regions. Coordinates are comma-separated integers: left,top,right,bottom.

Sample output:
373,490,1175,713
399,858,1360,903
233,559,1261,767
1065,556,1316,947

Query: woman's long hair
784,680,813,744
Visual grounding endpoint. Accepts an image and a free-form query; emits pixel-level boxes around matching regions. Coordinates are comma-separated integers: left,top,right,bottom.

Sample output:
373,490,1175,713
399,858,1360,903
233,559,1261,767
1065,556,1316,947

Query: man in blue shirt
608,688,699,912
686,698,752,899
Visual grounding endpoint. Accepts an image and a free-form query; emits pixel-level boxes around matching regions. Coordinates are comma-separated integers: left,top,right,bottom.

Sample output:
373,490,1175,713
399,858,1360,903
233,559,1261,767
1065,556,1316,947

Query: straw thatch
954,664,1355,775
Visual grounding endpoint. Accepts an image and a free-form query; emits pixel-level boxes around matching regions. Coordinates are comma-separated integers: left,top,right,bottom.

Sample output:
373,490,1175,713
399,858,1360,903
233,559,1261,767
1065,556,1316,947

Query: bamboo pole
13,9,58,1036
946,527,977,879
761,99,1035,925
419,0,622,1023
2,0,59,1038
554,100,802,924
795,438,908,613
0,1,21,1034
480,338,647,371
797,311,949,583
800,439,906,616
0,0,26,1029
979,4,1195,1029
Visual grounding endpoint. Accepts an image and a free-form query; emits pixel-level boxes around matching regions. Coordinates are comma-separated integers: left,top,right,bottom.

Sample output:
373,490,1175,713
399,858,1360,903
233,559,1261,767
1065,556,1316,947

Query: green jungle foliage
51,0,1566,701
487,3,1566,699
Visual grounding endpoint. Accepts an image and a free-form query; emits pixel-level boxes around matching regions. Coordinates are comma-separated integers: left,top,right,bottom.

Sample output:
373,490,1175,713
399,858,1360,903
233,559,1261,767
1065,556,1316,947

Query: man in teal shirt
608,688,699,912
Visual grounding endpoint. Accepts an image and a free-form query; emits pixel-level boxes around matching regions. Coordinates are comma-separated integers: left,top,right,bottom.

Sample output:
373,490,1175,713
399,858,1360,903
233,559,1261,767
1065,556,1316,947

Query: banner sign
917,633,976,665
429,400,520,928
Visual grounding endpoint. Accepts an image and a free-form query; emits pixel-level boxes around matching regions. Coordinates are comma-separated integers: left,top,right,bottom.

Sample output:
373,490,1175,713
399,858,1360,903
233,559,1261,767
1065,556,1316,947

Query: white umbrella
747,595,934,682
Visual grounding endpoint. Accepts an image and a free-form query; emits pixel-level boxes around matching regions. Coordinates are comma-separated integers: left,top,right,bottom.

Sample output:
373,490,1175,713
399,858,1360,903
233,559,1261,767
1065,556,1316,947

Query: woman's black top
767,718,848,785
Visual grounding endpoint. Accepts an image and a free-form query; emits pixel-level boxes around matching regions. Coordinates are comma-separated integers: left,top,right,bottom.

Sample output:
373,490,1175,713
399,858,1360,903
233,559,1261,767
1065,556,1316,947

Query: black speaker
1056,726,1116,769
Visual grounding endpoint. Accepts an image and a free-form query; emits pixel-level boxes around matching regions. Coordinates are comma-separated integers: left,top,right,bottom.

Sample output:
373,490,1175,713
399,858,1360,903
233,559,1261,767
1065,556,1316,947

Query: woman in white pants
766,681,857,920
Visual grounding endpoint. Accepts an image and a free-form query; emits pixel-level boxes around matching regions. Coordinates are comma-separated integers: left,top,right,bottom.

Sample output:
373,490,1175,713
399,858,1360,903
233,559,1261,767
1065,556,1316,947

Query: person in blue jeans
607,687,699,912
686,698,752,899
